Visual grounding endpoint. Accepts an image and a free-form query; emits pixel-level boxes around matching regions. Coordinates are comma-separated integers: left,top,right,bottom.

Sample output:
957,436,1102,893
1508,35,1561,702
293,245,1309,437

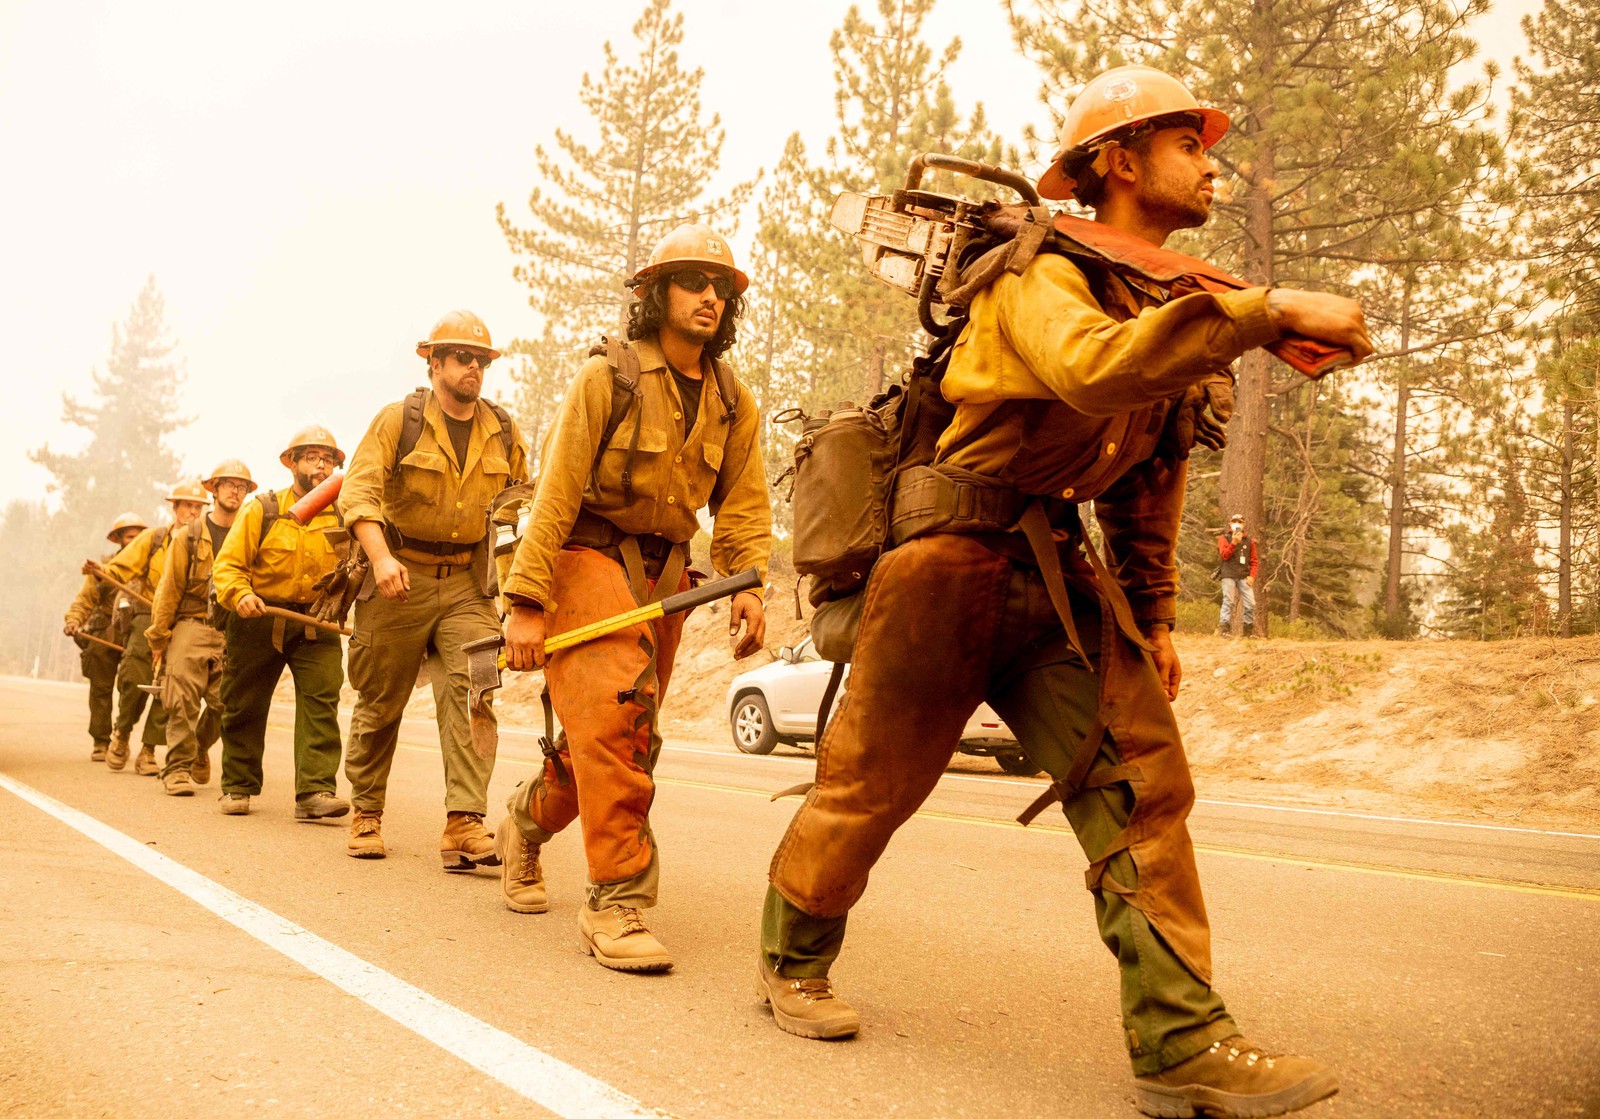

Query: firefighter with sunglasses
341,310,530,867
496,224,771,973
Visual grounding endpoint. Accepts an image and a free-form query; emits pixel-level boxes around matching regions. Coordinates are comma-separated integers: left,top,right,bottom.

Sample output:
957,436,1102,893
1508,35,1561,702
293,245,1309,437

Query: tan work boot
756,955,859,1040
218,793,250,815
162,770,195,797
134,745,159,776
347,811,385,858
440,812,499,872
90,740,108,762
579,905,672,972
1134,1035,1338,1118
494,817,548,913
192,746,210,785
295,791,351,821
106,730,131,770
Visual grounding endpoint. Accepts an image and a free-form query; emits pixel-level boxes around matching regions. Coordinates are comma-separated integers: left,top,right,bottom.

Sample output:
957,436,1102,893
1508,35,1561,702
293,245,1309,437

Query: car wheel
731,693,778,755
994,750,1041,776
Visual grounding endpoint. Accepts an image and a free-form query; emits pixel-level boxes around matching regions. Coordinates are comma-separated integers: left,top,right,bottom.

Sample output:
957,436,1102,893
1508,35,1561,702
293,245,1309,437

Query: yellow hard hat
1037,65,1230,202
415,310,500,360
280,424,345,469
630,223,749,294
166,480,210,505
203,459,257,493
107,512,148,543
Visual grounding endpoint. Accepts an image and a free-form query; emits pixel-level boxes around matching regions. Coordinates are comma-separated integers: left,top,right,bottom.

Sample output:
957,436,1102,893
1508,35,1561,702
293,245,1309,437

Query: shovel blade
469,701,497,760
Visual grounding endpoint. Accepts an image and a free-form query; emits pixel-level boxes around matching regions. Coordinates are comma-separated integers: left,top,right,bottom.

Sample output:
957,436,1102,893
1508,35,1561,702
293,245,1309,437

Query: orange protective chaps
510,546,688,909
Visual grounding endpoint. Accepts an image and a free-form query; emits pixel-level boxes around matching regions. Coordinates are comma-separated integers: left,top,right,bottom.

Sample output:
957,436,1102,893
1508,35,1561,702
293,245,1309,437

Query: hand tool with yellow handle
461,567,762,758
85,560,154,608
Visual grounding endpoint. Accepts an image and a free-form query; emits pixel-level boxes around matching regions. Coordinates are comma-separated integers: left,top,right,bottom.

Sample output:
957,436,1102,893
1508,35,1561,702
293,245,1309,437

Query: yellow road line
320,737,1600,904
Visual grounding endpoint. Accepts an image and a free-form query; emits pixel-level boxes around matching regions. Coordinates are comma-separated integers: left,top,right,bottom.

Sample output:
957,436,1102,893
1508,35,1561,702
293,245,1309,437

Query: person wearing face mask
1215,513,1258,636
339,313,530,866
146,460,255,796
211,427,352,819
496,224,772,973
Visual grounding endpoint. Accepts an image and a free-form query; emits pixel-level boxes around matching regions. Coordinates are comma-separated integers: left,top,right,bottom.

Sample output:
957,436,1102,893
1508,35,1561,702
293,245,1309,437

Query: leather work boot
579,905,672,972
347,811,385,858
1134,1036,1338,1118
134,745,159,776
440,812,499,872
106,730,131,770
494,816,548,913
218,793,250,815
90,740,108,762
192,746,210,786
756,955,859,1040
162,770,196,797
294,791,351,821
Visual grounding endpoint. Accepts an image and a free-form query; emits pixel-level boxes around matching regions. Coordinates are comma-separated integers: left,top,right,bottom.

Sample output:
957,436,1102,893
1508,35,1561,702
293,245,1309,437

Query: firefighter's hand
63,622,79,637
1266,289,1373,361
730,591,766,660
505,604,546,671
373,555,411,602
236,594,266,619
81,560,95,576
1149,626,1182,701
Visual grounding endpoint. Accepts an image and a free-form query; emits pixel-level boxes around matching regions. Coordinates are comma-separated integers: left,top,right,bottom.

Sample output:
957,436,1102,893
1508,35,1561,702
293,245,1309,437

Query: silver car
725,636,1039,775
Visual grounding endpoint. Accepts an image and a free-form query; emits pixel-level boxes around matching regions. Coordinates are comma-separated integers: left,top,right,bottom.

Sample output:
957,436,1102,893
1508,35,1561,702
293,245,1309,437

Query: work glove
1165,373,1236,460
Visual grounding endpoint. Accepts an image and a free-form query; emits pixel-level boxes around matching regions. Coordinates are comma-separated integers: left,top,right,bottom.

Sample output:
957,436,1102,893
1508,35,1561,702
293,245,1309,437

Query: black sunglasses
668,268,736,301
442,348,493,369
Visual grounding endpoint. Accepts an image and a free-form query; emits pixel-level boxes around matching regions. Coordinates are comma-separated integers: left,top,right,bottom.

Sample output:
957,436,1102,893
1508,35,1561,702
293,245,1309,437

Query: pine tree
30,275,188,542
496,0,754,446
1438,436,1550,638
1007,0,1504,635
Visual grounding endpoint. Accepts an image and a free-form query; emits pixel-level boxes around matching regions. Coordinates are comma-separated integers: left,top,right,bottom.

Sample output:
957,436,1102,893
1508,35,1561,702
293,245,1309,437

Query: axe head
461,635,505,760
138,683,161,696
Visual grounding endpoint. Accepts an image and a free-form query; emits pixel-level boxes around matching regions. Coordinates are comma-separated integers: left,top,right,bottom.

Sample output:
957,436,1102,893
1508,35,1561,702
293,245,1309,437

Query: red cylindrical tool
288,473,343,524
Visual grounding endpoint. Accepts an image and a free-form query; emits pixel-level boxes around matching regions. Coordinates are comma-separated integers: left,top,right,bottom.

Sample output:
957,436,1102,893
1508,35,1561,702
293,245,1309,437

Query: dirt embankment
329,577,1599,830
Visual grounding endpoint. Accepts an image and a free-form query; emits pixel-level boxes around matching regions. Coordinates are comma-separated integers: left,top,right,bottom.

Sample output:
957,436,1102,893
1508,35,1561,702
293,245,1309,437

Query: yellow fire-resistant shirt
145,517,223,654
102,525,175,607
936,252,1280,627
503,336,772,613
64,553,119,633
212,488,343,611
340,391,530,565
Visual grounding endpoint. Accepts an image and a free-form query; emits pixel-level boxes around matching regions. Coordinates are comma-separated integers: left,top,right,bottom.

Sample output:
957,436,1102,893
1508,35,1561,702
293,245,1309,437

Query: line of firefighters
58,65,1377,1119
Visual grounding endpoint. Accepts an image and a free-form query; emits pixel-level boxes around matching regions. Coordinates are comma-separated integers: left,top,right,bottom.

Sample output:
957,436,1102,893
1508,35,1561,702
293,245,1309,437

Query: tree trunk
1384,275,1414,631
1288,385,1320,623
1559,397,1573,637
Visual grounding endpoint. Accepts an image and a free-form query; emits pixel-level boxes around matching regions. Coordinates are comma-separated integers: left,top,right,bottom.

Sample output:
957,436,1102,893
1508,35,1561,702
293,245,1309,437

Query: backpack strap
257,490,282,548
395,387,429,471
706,355,739,426
588,336,644,503
485,398,518,479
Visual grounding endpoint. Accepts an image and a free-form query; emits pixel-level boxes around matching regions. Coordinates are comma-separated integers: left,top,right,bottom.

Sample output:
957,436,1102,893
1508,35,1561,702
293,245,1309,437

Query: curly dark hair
626,274,744,360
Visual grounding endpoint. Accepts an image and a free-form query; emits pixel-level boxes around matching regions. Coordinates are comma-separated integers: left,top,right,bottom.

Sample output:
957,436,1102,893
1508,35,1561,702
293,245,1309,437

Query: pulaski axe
461,568,762,759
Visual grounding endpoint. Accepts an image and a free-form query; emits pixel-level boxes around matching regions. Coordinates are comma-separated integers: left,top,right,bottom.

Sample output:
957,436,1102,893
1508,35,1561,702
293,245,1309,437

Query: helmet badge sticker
706,238,726,257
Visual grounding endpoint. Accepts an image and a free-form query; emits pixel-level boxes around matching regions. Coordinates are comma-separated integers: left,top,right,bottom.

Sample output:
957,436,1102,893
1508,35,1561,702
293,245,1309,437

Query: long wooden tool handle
86,561,154,608
259,604,353,638
76,631,126,653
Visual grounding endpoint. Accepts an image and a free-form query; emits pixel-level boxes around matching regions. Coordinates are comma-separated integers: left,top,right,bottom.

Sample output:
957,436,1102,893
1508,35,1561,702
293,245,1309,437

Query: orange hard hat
280,424,345,469
107,512,148,543
166,480,210,505
415,310,500,360
630,224,749,294
203,458,257,494
1037,65,1230,201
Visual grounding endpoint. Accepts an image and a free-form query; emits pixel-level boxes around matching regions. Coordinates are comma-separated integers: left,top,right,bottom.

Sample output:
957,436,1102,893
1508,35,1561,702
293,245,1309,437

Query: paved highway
2,676,1596,1118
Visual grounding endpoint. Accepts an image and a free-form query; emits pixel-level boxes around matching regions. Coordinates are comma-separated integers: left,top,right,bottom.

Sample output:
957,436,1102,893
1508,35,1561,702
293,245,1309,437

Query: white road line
0,771,668,1119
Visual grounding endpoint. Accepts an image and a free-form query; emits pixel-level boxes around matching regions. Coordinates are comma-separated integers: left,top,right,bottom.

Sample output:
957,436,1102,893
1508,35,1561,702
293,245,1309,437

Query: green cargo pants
114,613,167,746
219,612,344,797
160,618,224,779
78,638,121,747
344,560,499,815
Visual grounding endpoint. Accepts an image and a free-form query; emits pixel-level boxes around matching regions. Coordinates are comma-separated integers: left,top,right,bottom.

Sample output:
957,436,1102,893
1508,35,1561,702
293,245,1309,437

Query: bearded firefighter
101,480,209,774
756,66,1373,1119
212,427,351,819
146,460,254,795
340,314,530,864
498,224,772,973
63,513,147,761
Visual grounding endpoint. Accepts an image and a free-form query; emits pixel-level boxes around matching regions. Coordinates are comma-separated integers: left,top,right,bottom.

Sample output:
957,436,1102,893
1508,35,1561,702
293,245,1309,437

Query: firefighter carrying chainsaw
760,65,1372,1119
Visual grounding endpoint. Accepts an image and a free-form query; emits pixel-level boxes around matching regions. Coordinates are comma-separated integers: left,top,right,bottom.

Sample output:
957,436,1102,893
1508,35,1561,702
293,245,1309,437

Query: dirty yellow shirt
503,336,772,613
64,554,118,632
212,488,343,610
937,252,1279,627
102,525,175,606
146,518,220,655
341,391,529,564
